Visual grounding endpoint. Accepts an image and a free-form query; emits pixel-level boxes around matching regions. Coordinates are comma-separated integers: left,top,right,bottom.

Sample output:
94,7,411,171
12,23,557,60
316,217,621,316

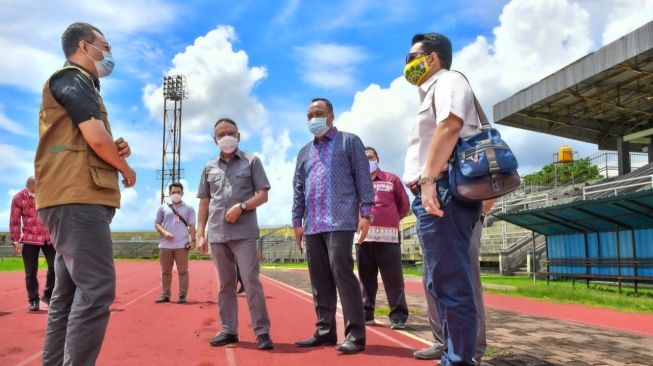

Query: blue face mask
308,117,329,136
87,43,115,78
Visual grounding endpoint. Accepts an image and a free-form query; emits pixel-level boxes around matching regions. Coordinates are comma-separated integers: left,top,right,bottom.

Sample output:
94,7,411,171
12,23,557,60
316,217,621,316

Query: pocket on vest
88,153,119,190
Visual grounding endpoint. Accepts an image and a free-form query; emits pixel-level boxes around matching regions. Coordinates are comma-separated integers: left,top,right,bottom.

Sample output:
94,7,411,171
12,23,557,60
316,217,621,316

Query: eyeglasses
405,52,429,64
86,41,112,53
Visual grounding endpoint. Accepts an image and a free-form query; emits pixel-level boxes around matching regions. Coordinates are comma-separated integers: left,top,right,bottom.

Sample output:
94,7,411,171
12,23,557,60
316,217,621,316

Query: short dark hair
61,22,103,58
213,117,238,131
169,182,184,193
311,98,334,114
411,33,452,70
364,147,379,160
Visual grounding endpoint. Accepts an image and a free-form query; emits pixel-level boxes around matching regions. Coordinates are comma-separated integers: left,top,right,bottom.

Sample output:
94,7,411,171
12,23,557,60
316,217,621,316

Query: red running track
0,261,430,366
401,276,653,337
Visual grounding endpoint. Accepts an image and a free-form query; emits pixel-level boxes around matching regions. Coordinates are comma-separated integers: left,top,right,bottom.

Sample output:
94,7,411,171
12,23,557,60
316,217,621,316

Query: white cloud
0,144,35,185
142,26,268,147
600,0,653,45
337,77,417,177
448,0,600,172
294,44,365,90
0,0,177,93
273,0,301,25
0,108,32,137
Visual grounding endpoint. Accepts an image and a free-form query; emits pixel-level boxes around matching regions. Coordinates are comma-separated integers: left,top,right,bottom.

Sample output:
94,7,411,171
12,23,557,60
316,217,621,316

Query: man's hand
12,241,22,254
187,241,196,251
163,231,173,240
421,182,443,217
196,234,208,255
115,137,131,158
357,218,371,244
121,164,136,188
224,204,243,224
293,227,304,254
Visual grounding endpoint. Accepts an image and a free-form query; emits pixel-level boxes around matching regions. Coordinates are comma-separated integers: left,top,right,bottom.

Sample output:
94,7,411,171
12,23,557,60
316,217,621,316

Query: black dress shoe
210,332,239,346
155,294,170,303
28,300,39,311
256,334,274,350
336,340,365,354
295,335,337,347
178,294,186,304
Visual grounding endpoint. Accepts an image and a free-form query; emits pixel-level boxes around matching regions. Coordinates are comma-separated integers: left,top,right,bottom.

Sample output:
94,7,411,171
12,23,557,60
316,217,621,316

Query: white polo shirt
402,69,481,184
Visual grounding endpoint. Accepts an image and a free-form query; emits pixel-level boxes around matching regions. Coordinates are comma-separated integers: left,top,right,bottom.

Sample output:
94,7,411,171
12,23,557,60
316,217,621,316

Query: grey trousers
38,204,116,366
211,239,271,336
425,219,486,360
305,231,365,345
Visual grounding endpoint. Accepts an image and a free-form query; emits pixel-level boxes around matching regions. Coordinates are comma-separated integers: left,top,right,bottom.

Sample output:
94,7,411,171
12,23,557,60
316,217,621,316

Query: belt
409,171,448,196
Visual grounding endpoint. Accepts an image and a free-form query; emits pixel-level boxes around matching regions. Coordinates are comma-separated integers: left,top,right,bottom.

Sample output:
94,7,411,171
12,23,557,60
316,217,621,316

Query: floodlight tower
158,75,188,203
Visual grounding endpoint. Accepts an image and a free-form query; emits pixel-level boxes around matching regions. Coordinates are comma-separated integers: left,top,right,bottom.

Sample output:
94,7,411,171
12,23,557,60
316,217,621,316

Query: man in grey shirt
196,117,274,351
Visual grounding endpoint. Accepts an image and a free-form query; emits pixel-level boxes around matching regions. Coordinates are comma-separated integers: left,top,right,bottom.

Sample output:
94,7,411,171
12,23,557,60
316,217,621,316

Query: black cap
411,33,452,70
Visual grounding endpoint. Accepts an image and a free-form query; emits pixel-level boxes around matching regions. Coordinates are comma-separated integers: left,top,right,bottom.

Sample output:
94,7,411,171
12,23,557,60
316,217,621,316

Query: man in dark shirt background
35,22,136,365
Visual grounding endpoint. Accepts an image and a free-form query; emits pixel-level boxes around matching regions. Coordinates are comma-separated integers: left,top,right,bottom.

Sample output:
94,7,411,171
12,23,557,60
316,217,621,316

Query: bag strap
167,203,189,228
428,70,491,128
451,70,490,128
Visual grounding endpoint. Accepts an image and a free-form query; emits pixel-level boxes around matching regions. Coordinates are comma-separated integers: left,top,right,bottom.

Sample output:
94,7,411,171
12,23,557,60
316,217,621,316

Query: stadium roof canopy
493,21,653,152
498,189,653,235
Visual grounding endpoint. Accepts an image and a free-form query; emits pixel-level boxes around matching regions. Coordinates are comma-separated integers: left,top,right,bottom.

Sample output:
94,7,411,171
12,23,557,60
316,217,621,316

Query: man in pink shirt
9,176,55,311
356,147,410,329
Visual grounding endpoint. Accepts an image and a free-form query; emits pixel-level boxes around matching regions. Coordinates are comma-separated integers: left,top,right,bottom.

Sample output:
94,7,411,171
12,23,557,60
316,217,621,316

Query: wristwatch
362,215,375,224
239,202,248,211
418,176,437,186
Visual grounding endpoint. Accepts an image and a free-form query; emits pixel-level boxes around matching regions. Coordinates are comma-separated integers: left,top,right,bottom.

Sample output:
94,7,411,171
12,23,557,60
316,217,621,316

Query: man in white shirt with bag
402,32,483,366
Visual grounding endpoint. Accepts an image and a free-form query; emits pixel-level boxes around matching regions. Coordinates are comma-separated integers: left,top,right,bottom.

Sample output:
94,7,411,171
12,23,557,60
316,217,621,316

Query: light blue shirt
155,201,196,249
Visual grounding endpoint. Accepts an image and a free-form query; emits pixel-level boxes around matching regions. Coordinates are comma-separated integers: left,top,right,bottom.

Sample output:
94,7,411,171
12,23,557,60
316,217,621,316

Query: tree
523,158,602,186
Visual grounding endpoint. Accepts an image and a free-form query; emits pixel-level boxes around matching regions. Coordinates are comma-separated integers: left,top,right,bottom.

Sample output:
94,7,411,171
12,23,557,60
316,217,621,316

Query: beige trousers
159,248,189,296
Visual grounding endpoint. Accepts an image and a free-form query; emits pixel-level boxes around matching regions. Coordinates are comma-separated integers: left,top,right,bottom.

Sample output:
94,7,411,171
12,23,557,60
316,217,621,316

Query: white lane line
13,351,41,366
12,283,160,365
0,270,155,314
260,274,429,349
225,346,237,366
111,286,159,313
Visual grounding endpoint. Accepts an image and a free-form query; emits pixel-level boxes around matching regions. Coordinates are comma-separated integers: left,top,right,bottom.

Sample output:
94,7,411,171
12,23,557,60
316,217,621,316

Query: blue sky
1,0,652,230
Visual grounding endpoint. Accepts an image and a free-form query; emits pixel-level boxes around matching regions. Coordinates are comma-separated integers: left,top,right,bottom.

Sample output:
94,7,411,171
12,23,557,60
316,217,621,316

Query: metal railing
582,174,653,199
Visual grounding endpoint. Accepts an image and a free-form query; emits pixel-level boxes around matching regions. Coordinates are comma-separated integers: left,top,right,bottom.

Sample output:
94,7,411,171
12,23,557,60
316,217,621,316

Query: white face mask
218,135,238,154
369,160,378,174
28,191,36,198
86,43,115,78
171,194,182,203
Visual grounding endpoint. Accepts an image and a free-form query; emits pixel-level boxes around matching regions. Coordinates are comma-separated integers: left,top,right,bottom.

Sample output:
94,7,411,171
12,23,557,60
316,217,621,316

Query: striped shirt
292,127,374,235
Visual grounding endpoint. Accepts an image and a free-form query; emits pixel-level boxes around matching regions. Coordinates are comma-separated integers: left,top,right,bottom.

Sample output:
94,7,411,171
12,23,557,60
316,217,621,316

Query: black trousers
305,231,365,345
356,242,408,322
22,242,56,302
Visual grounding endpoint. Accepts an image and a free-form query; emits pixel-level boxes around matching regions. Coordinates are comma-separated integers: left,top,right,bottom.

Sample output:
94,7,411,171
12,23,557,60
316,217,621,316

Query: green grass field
2,258,652,313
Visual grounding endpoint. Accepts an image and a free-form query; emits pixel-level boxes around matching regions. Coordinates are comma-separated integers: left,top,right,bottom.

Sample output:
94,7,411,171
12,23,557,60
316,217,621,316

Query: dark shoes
390,319,406,330
365,315,375,325
155,294,170,303
28,300,40,311
256,334,274,350
42,294,51,306
210,332,239,347
237,285,245,294
178,294,187,304
413,344,444,360
295,335,337,347
336,340,365,354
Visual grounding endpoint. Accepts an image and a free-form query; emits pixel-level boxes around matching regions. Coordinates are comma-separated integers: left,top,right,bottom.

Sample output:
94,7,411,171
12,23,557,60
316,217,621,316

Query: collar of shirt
313,126,338,144
219,149,244,164
19,188,33,200
418,68,447,100
64,60,101,91
372,169,388,182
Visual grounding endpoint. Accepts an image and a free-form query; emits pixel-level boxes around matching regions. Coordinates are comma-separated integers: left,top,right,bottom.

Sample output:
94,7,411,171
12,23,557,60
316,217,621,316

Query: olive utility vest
35,66,120,210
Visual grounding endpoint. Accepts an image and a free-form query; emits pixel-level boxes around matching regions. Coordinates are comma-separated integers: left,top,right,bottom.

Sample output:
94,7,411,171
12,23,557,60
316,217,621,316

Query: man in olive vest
35,22,136,365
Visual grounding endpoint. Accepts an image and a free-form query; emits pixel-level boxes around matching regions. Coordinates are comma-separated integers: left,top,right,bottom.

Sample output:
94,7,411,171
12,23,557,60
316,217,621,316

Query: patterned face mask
403,55,431,85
